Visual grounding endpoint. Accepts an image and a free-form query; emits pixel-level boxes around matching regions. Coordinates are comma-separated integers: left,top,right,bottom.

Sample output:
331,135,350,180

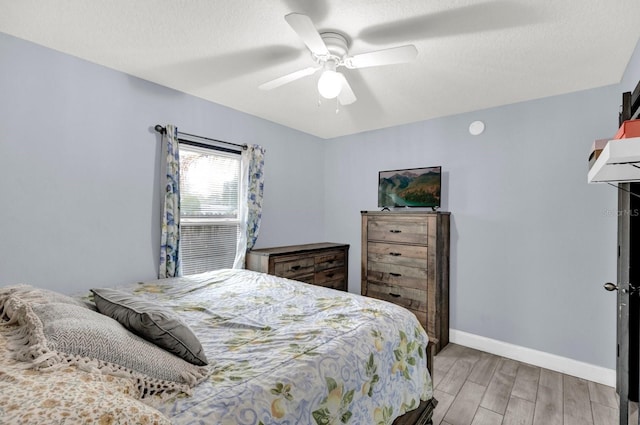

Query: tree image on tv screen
379,168,440,207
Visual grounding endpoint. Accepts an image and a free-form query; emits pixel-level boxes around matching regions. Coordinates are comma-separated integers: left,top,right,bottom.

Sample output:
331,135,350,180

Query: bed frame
392,339,439,425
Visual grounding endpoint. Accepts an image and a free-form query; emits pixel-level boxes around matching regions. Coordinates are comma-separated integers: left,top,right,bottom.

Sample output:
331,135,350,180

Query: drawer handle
389,229,402,233
325,273,335,278
290,265,301,271
389,292,401,298
390,272,402,277
389,252,402,256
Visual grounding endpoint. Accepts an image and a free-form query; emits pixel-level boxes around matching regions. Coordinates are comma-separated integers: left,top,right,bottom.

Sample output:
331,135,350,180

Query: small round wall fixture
469,120,485,136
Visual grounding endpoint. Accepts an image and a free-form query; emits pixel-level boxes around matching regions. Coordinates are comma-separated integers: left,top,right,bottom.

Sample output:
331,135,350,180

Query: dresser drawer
367,242,428,268
295,274,316,285
316,267,345,284
394,308,432,341
365,280,427,312
410,309,427,329
315,250,346,272
367,261,427,290
367,217,428,245
316,281,345,291
273,257,315,278
316,269,346,291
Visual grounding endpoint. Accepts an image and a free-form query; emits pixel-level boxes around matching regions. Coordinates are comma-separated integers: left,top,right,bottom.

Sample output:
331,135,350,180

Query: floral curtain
159,124,181,278
233,144,266,268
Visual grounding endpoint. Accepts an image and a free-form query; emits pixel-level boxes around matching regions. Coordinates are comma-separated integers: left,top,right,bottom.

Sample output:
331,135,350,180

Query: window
179,143,241,275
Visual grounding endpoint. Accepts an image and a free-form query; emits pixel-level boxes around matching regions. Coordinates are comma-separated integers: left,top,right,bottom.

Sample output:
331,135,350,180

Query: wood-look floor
432,343,633,425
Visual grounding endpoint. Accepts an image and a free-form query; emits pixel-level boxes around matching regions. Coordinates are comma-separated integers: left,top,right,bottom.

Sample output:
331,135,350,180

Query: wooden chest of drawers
361,211,450,353
246,242,349,291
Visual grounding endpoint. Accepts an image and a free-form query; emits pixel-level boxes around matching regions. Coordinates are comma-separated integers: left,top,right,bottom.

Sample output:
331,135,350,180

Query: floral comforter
123,269,433,425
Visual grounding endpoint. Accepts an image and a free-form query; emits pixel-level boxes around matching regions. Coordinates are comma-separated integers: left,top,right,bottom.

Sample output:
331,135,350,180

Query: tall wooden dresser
361,211,450,353
246,242,349,291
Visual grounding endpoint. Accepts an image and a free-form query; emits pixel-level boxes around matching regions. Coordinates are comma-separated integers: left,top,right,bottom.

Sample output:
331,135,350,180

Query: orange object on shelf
614,119,640,139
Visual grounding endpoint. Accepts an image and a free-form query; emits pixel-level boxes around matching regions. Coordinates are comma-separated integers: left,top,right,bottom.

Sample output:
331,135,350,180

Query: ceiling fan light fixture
260,13,415,108
317,70,342,99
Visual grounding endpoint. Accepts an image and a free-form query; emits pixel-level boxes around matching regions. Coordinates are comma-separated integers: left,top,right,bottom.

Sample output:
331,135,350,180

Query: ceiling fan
259,13,418,106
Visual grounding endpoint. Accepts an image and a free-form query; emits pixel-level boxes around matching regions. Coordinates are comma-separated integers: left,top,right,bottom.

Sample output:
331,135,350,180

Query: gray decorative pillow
29,302,208,397
1,285,208,397
91,288,208,366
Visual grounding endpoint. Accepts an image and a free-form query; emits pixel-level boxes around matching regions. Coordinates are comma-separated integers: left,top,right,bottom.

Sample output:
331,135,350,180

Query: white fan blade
259,66,320,91
345,45,418,69
284,13,329,56
337,73,357,105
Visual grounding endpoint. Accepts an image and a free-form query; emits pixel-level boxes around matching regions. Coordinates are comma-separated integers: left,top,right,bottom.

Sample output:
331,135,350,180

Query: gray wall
0,32,325,294
324,39,640,370
2,29,639,370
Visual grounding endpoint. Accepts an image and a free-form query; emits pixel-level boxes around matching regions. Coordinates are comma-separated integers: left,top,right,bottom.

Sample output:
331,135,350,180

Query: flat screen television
378,166,441,209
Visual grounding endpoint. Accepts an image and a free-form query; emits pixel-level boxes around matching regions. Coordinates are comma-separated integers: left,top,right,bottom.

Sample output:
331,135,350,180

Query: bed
0,268,437,424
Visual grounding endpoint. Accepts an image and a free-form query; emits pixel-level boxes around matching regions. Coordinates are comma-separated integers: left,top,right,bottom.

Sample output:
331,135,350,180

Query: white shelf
587,137,640,183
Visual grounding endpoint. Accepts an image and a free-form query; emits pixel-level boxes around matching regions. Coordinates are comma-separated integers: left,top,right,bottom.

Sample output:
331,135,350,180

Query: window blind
179,144,241,275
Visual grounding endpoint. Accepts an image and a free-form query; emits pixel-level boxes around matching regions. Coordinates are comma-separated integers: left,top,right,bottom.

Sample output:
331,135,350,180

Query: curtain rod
154,125,247,150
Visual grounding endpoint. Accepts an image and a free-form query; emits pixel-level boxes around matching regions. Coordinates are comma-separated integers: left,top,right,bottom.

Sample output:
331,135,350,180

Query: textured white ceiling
2,0,639,139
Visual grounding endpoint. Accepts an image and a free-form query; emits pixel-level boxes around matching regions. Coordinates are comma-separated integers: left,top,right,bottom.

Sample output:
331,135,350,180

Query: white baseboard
449,329,616,387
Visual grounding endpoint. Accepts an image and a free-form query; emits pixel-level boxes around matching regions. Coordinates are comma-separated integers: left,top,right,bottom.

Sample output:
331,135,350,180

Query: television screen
378,166,441,208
